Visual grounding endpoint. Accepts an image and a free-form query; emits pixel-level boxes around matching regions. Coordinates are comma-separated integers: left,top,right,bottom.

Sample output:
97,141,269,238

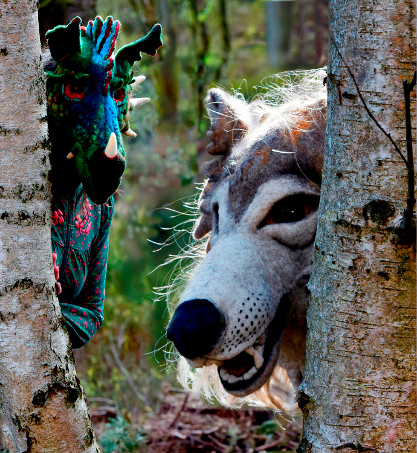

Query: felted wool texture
45,16,162,204
44,16,162,346
51,185,113,348
179,177,318,381
169,69,327,411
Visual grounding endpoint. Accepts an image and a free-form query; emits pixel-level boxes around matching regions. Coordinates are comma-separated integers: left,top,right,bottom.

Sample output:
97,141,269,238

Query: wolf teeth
220,369,230,380
256,333,267,345
227,375,240,384
220,365,258,383
254,344,265,354
243,366,258,380
245,346,264,370
217,340,265,385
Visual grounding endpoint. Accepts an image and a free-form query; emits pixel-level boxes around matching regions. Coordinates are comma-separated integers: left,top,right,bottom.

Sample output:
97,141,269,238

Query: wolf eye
259,194,319,227
63,83,85,100
114,89,125,103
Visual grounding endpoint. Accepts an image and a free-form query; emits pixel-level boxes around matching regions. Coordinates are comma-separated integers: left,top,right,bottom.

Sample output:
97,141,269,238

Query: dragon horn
131,75,146,91
115,24,162,71
122,129,137,137
46,17,82,62
130,97,150,108
104,133,118,159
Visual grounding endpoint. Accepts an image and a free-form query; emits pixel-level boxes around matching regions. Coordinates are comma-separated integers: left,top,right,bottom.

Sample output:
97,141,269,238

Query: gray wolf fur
167,71,326,410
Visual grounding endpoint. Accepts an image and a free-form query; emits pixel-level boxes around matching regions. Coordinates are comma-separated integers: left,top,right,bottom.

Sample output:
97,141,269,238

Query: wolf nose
167,299,225,360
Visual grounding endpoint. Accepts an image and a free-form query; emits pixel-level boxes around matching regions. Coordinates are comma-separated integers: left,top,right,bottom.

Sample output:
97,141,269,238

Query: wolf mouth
216,294,291,397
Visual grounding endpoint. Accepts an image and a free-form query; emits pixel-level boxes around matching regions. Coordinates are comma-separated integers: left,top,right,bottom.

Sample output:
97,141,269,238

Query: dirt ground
91,390,301,453
0,391,300,452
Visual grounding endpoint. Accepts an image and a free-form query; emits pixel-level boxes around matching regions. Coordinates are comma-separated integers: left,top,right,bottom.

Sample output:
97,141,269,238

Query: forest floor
0,391,301,453
91,390,301,453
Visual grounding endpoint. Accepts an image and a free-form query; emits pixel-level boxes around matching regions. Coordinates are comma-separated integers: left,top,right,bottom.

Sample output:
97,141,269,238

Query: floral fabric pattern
51,184,114,348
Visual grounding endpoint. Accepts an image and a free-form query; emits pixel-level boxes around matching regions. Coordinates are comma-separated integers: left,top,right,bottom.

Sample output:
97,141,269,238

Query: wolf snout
167,299,225,360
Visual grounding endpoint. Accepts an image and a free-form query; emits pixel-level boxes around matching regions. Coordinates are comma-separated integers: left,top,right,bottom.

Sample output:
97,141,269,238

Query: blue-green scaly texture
46,16,162,347
46,15,162,204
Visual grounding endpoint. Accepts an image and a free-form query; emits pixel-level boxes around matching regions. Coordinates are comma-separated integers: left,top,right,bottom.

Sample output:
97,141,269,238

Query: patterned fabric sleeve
60,198,114,348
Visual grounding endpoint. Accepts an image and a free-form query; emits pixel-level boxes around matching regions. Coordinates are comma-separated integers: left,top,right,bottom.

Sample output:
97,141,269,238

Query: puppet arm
60,199,114,348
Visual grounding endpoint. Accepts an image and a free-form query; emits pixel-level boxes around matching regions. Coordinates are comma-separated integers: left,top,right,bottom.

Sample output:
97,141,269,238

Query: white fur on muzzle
167,178,319,397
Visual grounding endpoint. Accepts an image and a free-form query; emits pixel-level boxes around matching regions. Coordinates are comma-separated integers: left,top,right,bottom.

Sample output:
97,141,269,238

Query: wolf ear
192,90,249,240
205,88,249,156
46,17,81,62
115,24,162,72
296,98,327,184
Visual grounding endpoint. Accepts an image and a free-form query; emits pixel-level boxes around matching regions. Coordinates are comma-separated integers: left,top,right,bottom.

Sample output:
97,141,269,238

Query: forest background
40,0,326,415
13,0,327,448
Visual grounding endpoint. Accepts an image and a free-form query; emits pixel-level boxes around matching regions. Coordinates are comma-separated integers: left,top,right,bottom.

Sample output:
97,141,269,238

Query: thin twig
330,36,411,171
188,435,228,452
108,332,151,408
168,392,189,428
254,438,283,451
88,397,117,406
206,434,231,452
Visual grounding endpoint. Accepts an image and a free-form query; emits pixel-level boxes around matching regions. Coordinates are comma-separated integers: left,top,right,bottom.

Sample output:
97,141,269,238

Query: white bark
298,0,416,452
0,2,100,452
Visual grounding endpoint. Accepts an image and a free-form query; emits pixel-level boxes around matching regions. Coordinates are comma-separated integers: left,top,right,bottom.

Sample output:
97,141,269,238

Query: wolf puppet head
45,16,162,203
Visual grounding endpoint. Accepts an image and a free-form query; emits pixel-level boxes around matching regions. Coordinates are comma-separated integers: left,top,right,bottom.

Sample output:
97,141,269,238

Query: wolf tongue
225,351,254,377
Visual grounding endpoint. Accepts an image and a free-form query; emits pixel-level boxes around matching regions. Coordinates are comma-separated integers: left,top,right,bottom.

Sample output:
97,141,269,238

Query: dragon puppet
45,16,162,348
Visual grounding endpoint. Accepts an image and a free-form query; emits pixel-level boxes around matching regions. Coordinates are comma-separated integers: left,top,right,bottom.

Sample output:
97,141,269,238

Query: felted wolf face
45,16,162,203
167,74,327,409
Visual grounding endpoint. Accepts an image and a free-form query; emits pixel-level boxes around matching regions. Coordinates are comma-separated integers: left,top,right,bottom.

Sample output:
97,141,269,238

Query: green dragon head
45,16,162,204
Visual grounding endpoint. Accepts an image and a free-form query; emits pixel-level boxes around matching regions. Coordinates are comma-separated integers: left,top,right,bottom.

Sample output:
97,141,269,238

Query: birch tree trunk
298,0,416,451
0,2,100,452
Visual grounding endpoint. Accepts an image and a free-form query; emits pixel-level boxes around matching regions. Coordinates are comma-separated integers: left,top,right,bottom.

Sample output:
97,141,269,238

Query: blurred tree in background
35,0,329,424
